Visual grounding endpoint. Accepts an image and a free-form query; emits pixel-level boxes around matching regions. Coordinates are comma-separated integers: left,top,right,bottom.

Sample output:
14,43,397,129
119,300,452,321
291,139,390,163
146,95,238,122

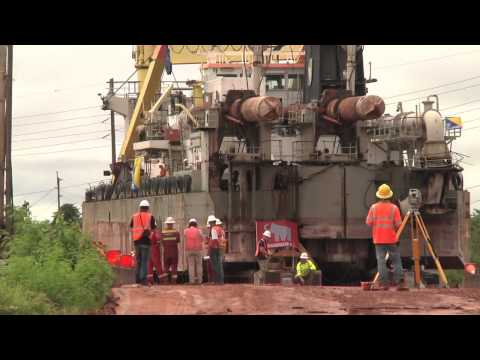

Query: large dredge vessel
83,45,469,283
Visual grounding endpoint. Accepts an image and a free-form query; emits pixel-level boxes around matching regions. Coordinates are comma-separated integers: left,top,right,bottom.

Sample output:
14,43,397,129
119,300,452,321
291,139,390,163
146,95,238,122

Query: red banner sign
256,220,299,250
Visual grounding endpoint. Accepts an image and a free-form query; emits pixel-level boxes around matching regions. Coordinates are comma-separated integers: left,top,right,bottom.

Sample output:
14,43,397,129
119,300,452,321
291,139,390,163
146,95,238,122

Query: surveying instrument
396,189,449,288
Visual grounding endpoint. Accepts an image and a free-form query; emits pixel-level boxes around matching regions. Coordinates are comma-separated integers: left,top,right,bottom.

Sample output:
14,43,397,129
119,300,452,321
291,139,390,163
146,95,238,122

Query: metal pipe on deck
240,96,282,123
325,95,385,123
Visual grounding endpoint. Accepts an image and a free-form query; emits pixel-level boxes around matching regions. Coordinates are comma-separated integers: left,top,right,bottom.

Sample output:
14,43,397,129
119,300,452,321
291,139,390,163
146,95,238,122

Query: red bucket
106,250,121,265
119,255,135,268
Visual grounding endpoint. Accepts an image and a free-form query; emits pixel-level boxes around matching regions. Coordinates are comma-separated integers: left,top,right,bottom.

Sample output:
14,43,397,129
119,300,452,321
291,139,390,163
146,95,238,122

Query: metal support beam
109,79,116,165
5,45,12,232
0,46,6,229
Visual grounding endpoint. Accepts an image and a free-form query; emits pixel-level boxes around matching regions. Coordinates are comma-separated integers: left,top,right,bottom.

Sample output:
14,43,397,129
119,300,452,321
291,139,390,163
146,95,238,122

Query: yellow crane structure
119,45,304,163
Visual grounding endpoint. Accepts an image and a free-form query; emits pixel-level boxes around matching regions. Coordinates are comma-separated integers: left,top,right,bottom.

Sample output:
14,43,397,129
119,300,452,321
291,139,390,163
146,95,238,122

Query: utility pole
56,171,62,212
5,45,13,232
109,78,116,166
0,46,6,229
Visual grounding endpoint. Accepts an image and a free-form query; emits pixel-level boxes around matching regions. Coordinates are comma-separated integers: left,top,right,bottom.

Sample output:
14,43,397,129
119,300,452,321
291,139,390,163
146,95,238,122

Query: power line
384,74,480,100
12,128,124,143
13,180,106,198
29,188,56,208
13,105,100,119
14,83,106,98
13,136,108,152
13,120,108,137
386,82,480,106
442,99,480,111
13,144,109,158
375,48,480,70
14,114,106,128
446,106,480,117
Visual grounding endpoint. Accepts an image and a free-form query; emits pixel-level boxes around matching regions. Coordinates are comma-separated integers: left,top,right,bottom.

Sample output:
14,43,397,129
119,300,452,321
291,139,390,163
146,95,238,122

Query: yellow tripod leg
415,215,449,288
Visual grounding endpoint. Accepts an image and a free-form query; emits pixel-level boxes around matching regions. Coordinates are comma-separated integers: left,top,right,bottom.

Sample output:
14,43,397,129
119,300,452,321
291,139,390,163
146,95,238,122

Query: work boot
370,282,389,291
396,279,409,291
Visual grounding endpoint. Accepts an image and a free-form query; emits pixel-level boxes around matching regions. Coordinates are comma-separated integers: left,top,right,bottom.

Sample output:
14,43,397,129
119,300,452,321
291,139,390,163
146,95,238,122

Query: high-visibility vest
214,225,227,249
296,260,317,278
184,226,203,251
131,212,152,241
366,201,402,244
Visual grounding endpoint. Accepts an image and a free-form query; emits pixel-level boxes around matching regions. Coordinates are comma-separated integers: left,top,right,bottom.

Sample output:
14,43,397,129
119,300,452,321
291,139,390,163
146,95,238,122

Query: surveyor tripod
396,208,449,288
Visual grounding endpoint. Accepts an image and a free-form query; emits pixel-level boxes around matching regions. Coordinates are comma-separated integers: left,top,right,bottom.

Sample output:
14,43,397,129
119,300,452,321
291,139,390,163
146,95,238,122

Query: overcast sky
11,45,480,220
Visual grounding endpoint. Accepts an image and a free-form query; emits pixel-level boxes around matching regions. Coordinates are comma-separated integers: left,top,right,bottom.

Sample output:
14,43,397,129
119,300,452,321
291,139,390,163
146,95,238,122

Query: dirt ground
108,284,480,315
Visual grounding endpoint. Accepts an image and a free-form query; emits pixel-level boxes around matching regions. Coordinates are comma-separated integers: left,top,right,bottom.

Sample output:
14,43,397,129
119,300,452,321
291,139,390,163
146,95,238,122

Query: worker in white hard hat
129,199,157,286
184,218,204,284
255,230,272,273
162,216,181,283
206,214,224,284
294,252,317,286
215,218,228,262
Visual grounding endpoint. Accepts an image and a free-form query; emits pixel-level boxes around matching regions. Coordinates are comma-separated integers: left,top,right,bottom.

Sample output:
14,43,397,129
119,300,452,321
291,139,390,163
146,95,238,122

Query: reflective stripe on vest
162,229,178,241
131,212,152,241
371,204,395,230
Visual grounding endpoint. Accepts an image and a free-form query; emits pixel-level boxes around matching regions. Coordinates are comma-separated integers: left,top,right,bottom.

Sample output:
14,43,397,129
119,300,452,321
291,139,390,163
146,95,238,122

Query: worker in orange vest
366,184,406,291
184,218,204,284
215,218,227,260
130,199,157,286
162,216,181,283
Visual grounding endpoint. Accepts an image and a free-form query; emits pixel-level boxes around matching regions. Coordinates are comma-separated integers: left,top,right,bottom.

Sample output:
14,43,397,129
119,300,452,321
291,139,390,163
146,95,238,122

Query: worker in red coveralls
147,227,165,285
162,216,181,283
203,217,216,283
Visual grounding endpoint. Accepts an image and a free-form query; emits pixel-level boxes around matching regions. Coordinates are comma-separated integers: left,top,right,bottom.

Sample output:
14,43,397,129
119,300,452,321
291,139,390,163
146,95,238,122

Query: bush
0,207,115,314
0,279,55,315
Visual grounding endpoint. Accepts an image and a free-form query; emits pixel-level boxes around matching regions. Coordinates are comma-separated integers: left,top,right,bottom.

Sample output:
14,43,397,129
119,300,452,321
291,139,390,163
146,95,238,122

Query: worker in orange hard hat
366,184,407,291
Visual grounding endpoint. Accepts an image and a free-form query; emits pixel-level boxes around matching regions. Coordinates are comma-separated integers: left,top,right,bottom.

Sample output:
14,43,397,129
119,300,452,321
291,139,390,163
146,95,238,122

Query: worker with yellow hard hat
366,184,406,290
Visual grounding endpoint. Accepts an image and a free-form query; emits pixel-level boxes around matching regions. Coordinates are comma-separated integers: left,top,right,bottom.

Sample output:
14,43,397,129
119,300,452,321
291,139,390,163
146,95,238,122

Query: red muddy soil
107,284,480,315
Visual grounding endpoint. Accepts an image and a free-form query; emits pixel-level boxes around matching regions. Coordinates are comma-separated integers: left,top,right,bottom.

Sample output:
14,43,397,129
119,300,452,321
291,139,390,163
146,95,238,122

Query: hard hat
263,230,272,238
465,263,476,275
216,218,223,225
188,218,198,224
165,216,175,224
376,184,393,199
207,215,217,223
300,252,309,260
139,199,150,208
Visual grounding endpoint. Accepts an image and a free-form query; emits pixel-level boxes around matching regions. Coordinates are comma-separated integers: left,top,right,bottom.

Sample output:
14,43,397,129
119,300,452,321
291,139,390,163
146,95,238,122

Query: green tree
470,209,480,264
0,205,114,314
54,203,81,225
